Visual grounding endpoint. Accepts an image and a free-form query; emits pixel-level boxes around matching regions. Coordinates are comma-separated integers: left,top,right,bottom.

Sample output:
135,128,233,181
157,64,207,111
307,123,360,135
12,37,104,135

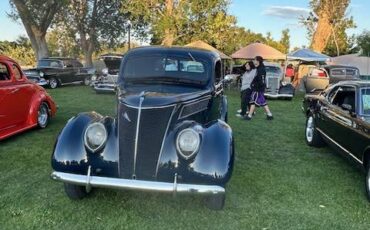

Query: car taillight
318,71,327,77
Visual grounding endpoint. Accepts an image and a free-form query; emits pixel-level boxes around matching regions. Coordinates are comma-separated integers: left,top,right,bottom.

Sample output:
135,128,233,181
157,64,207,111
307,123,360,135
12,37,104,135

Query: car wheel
205,193,225,210
49,77,59,89
37,102,49,128
366,160,370,202
305,114,325,147
64,183,89,200
83,76,91,86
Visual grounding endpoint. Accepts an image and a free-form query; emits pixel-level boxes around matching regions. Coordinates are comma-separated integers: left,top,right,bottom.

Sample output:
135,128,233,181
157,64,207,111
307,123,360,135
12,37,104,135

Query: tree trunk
84,43,94,68
161,0,175,46
311,12,332,52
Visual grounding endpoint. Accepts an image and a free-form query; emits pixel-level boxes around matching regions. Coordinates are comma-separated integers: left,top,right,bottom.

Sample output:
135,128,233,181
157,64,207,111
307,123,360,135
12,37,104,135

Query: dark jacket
251,64,266,92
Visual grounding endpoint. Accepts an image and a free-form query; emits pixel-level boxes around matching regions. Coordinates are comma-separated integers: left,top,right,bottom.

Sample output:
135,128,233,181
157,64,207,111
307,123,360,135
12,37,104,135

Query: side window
73,60,83,68
0,62,10,81
327,86,340,103
330,86,356,110
215,60,222,83
12,64,22,80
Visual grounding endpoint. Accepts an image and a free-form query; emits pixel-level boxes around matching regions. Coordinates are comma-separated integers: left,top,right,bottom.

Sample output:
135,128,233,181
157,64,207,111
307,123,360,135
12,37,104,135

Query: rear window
122,55,209,82
331,68,358,76
38,60,63,68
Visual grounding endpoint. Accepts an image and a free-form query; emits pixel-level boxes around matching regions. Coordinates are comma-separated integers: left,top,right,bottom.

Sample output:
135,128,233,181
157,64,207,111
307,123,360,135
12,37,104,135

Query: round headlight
176,128,200,159
102,68,109,75
84,122,107,152
39,71,44,77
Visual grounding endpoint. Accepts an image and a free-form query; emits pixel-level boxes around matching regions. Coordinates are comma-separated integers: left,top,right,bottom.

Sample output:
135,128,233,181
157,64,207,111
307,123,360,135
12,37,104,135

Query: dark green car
303,81,370,200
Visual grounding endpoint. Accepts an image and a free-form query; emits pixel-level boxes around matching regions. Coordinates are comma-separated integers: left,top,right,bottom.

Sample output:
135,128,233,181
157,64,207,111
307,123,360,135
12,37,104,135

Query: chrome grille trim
132,93,145,179
155,105,177,177
178,96,211,119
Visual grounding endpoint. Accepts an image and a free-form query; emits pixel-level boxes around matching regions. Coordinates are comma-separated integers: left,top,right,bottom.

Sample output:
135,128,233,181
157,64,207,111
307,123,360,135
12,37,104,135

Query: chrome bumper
51,171,225,195
264,93,293,98
94,84,116,92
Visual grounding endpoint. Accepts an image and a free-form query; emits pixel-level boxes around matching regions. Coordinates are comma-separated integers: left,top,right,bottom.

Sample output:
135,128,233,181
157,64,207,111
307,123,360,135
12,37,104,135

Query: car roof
124,46,221,61
39,57,77,61
322,65,359,70
335,80,370,88
0,55,17,63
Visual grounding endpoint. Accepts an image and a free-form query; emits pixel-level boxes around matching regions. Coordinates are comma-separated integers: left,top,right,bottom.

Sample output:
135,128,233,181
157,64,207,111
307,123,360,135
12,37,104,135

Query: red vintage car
0,55,57,140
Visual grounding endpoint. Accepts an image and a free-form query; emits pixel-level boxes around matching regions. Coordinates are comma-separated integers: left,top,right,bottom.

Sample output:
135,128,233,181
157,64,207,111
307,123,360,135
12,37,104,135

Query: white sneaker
236,114,243,118
237,109,241,113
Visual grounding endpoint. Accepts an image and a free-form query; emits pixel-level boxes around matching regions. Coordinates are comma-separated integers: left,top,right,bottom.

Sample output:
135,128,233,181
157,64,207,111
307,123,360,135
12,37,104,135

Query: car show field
1,85,370,229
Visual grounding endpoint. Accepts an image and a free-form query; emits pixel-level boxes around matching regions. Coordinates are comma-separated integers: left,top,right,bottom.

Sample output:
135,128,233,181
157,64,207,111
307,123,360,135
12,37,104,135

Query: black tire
37,102,49,128
64,183,88,200
365,160,370,202
205,193,225,210
305,114,325,147
49,77,59,89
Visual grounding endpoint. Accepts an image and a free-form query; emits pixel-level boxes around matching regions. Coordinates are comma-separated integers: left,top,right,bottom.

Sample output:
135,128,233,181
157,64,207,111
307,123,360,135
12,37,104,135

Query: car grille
118,103,175,180
266,77,279,94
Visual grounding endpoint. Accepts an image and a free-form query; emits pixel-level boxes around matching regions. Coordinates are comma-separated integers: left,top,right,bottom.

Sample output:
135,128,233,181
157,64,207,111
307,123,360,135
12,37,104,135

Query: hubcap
306,116,314,142
38,105,48,126
84,77,90,85
50,79,57,88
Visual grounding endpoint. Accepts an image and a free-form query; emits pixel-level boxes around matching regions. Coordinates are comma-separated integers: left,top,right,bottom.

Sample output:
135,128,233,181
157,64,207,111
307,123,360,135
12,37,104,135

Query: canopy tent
287,48,330,62
331,54,370,76
231,43,286,60
185,40,232,60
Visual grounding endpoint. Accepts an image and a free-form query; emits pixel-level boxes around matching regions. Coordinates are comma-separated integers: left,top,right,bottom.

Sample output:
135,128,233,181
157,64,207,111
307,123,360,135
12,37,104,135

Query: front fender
51,112,119,177
157,119,234,186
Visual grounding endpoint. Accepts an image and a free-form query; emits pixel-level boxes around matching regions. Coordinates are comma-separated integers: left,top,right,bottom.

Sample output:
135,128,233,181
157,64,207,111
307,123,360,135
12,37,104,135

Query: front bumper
51,171,225,195
264,93,293,98
94,83,116,93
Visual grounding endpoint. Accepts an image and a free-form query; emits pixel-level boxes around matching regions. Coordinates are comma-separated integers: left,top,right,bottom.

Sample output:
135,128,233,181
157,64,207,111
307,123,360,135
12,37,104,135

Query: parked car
24,57,96,89
303,65,360,93
93,54,122,93
263,62,295,99
303,81,370,200
51,47,234,210
0,55,57,140
224,63,295,99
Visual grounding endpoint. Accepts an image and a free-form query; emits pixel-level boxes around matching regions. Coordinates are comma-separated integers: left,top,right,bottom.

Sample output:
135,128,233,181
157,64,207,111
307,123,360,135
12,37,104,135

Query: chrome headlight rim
84,122,108,152
102,68,109,75
39,71,44,77
176,128,201,159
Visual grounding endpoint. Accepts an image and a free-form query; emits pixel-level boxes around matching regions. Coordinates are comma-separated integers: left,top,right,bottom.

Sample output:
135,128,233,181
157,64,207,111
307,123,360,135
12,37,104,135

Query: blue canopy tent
287,48,331,62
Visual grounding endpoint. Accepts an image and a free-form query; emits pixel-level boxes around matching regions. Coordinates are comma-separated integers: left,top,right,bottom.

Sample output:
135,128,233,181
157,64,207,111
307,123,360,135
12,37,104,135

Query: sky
1,0,369,50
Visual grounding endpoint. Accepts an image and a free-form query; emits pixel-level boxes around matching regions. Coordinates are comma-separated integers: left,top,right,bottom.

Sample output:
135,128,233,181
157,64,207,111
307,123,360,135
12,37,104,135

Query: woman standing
237,61,256,117
245,56,273,120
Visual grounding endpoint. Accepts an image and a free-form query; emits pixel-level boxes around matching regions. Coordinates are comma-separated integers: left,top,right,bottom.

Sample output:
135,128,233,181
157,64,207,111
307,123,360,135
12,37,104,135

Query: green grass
1,85,370,229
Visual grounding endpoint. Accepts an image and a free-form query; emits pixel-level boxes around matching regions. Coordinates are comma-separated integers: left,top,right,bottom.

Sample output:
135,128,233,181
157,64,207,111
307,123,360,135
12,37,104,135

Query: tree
0,36,36,66
9,0,67,60
357,30,370,56
302,0,355,55
59,0,130,67
280,29,290,53
124,0,235,47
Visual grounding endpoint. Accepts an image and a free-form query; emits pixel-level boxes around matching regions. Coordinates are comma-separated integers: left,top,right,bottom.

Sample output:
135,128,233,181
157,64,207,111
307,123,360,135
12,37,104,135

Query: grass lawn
1,85,370,229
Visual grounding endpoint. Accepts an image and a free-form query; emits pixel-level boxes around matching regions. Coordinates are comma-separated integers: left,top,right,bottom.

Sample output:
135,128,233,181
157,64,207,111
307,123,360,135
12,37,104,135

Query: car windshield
265,66,281,75
361,88,370,115
122,55,209,85
38,60,63,68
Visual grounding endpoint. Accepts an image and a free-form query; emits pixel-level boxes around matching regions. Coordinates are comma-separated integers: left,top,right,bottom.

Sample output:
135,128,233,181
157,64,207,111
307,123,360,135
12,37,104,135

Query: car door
0,61,15,130
60,60,75,83
10,63,34,125
72,60,85,82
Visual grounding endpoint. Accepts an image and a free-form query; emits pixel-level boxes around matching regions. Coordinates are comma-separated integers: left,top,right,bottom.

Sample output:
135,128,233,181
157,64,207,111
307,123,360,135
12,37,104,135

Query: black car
24,57,96,89
51,47,234,210
303,81,370,200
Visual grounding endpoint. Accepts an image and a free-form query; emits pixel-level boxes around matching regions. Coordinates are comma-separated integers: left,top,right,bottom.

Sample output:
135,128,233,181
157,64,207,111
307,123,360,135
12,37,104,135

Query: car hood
118,89,212,108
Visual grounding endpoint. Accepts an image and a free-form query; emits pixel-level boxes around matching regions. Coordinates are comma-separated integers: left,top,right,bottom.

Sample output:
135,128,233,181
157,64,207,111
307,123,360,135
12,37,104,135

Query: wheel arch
363,147,370,170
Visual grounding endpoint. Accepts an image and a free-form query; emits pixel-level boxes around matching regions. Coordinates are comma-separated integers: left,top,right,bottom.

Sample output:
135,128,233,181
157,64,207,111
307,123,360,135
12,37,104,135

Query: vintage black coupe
303,81,370,200
24,57,96,89
51,47,234,210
